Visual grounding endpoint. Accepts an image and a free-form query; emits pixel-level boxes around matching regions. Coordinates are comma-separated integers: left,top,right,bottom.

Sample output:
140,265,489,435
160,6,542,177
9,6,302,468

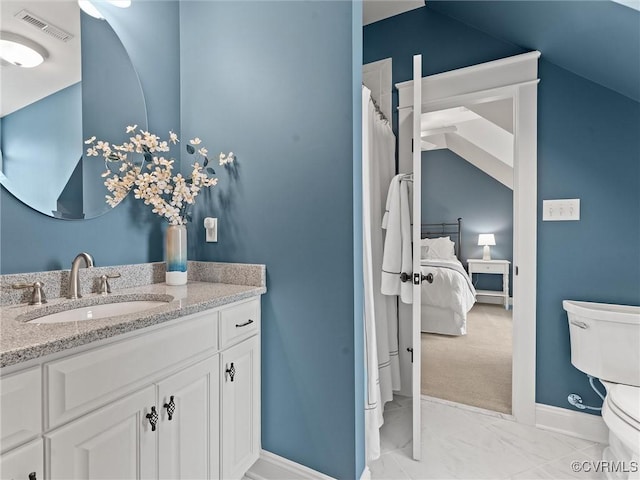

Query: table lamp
478,234,496,260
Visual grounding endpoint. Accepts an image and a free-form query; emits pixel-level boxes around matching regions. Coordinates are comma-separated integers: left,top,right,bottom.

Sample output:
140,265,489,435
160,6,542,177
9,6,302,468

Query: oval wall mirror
0,1,147,219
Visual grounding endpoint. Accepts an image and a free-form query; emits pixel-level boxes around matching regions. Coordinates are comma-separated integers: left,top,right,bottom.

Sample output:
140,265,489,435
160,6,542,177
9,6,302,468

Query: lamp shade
478,234,496,246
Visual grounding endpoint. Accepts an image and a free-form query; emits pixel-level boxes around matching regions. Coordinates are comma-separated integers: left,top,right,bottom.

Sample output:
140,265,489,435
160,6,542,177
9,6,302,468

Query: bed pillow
421,236,456,260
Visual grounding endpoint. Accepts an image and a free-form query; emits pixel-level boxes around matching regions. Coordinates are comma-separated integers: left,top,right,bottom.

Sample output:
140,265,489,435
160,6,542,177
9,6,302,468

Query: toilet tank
563,300,640,387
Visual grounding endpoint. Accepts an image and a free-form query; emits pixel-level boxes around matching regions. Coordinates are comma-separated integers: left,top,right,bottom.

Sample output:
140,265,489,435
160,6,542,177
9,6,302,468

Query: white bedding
420,258,476,335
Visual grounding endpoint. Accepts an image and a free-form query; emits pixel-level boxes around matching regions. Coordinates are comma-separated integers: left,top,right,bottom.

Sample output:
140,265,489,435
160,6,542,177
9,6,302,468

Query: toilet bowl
563,300,640,480
600,381,640,479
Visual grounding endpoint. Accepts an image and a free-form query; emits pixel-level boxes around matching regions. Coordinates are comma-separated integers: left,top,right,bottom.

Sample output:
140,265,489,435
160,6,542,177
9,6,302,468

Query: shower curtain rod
371,96,390,123
363,84,390,123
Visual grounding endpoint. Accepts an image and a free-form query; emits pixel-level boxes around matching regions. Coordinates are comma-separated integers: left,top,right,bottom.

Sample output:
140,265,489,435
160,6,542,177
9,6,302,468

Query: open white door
411,54,422,461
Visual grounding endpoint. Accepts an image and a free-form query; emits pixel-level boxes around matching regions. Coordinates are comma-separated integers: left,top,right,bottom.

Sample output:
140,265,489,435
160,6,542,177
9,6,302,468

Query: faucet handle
12,281,46,305
98,273,121,295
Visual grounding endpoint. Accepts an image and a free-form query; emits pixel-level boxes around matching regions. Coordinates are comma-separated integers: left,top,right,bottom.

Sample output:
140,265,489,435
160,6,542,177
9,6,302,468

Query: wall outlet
204,217,218,242
542,199,580,221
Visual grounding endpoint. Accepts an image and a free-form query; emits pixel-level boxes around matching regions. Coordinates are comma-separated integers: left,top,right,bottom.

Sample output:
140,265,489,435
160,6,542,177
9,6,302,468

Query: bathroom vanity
0,262,266,480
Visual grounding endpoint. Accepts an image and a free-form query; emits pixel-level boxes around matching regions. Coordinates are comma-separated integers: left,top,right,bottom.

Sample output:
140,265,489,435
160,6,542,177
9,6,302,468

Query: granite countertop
0,262,266,368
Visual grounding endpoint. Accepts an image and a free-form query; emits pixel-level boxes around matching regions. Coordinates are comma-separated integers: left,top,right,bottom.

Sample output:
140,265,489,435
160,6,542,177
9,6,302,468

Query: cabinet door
46,386,156,480
158,356,220,480
221,336,260,480
0,367,41,453
0,439,43,480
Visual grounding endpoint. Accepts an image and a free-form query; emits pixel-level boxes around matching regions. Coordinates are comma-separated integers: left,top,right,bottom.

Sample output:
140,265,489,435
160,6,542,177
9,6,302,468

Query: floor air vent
15,9,74,43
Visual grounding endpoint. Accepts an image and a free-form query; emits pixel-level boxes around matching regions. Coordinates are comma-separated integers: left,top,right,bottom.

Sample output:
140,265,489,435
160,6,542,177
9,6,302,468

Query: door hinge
407,347,414,363
515,266,519,276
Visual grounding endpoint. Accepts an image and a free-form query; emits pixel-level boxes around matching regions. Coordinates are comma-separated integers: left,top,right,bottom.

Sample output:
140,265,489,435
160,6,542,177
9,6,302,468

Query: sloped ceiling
363,0,424,25
425,1,640,102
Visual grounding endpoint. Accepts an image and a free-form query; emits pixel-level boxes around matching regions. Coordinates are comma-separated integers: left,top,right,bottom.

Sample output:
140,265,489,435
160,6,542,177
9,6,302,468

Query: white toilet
564,300,640,480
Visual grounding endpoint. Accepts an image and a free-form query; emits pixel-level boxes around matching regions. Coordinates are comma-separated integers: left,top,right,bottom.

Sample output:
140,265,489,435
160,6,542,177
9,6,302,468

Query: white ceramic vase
165,224,187,285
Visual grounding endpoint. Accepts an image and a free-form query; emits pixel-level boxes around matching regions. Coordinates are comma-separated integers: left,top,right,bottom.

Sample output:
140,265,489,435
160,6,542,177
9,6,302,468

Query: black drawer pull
226,362,236,382
146,406,158,431
235,319,254,328
29,473,37,480
164,395,176,420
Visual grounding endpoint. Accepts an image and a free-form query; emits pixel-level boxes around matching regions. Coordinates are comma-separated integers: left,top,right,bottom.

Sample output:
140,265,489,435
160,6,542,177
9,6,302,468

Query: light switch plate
542,199,580,221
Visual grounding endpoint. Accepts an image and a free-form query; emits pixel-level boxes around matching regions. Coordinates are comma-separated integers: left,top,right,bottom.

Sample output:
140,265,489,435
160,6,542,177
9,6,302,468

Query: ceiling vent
14,9,74,43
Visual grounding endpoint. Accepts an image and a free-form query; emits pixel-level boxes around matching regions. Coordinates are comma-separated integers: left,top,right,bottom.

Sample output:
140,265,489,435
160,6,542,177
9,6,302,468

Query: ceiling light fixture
78,0,132,19
109,0,132,7
0,32,48,68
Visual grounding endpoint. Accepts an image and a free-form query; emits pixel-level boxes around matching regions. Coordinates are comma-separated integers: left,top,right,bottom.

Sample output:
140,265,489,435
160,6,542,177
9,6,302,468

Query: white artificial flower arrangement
85,126,234,225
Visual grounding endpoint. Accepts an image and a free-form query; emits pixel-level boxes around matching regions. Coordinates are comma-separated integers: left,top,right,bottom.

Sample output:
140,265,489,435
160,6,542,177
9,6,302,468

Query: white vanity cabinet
46,357,219,480
221,336,260,479
0,296,261,480
0,366,43,480
0,439,43,480
157,356,220,480
46,385,158,479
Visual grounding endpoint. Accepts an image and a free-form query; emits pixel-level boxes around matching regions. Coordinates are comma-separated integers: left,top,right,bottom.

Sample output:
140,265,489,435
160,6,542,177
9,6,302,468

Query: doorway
396,51,540,459
419,99,515,414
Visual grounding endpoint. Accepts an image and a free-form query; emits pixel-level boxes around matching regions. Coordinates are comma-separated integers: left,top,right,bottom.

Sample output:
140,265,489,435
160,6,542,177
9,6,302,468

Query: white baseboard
535,403,609,444
245,450,336,480
475,295,513,307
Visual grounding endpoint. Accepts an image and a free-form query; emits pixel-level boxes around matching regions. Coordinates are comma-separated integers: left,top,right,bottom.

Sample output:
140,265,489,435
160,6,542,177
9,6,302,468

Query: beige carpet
421,303,512,414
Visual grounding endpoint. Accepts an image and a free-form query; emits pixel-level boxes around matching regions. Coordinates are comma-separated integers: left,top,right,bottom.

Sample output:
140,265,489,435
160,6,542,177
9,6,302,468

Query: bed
419,218,476,336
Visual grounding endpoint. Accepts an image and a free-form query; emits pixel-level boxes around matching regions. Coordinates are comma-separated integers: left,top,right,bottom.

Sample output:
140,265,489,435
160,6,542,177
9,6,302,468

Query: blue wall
179,2,362,478
352,1,365,477
1,2,364,477
365,6,640,414
421,149,513,294
0,1,180,274
536,60,640,410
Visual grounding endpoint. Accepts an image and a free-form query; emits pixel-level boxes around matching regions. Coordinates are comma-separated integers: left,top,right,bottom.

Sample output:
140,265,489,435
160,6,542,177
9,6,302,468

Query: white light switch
543,199,580,221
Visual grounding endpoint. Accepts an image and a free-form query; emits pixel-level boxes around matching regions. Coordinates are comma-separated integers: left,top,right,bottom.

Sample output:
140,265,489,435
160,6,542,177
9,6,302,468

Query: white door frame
410,54,422,460
396,51,540,426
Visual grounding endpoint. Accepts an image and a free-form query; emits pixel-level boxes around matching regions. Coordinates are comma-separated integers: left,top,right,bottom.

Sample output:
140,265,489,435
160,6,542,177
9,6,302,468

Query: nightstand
467,259,510,310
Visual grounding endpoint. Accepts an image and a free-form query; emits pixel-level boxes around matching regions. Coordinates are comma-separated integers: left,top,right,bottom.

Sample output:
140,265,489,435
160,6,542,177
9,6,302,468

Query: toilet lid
608,384,640,428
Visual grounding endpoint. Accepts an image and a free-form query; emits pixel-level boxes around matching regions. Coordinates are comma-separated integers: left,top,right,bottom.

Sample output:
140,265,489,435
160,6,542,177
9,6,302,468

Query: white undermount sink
27,299,171,324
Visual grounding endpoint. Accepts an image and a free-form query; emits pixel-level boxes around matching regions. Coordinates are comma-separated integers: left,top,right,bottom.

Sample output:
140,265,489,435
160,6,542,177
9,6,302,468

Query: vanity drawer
45,311,218,429
0,367,42,453
219,298,260,349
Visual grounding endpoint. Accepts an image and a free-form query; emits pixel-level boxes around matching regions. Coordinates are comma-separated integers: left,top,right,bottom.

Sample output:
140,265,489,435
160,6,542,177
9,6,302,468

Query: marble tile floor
370,395,605,480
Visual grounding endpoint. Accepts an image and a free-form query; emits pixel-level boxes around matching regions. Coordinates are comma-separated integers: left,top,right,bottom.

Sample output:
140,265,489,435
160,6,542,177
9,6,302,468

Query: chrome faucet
68,252,94,299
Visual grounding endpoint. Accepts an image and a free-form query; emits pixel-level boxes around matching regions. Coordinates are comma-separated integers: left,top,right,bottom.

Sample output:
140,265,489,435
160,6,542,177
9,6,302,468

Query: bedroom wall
364,6,640,413
0,0,180,274
180,2,363,478
421,148,513,295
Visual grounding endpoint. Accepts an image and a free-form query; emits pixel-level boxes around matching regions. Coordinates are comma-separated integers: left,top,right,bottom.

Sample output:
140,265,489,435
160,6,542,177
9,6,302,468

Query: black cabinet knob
226,363,236,382
146,406,158,431
164,396,176,421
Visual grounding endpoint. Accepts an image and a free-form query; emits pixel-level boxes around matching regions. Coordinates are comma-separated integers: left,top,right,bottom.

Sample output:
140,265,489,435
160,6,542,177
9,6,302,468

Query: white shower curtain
362,86,400,462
